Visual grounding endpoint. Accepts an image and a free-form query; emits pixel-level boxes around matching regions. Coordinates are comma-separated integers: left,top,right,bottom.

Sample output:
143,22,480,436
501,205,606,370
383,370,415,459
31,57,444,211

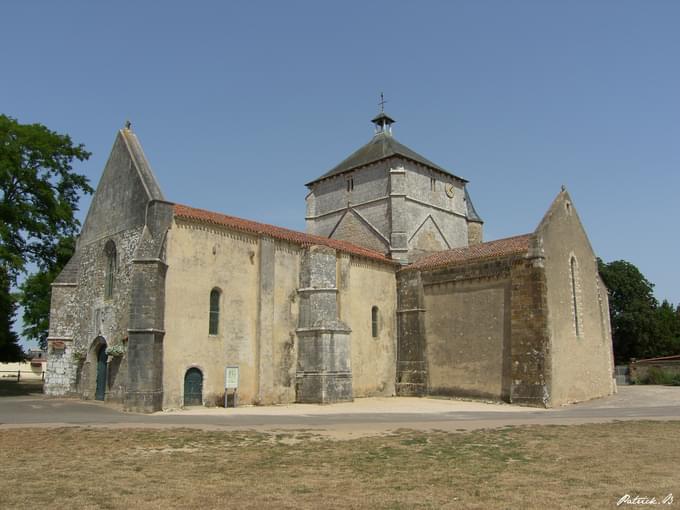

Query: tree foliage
0,114,92,358
0,267,22,361
598,259,680,363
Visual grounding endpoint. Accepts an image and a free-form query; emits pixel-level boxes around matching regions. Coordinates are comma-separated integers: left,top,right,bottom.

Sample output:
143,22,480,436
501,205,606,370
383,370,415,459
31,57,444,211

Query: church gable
409,215,451,260
79,127,164,245
533,188,615,405
329,209,389,254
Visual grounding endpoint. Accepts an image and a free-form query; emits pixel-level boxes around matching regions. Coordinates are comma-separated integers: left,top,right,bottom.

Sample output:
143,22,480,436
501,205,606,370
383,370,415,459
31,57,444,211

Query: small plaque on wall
225,366,239,389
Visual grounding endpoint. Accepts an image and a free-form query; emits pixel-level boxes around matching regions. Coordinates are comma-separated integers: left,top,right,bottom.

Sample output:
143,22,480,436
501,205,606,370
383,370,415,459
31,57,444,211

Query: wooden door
184,368,203,406
95,347,107,401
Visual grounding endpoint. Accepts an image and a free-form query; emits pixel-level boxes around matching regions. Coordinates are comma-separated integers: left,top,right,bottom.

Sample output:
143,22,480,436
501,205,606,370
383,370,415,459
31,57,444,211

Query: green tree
0,115,92,358
653,300,680,357
0,267,23,361
598,258,679,363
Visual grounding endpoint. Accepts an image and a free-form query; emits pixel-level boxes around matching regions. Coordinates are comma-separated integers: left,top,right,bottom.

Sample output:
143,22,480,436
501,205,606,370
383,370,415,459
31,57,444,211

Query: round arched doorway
184,368,203,406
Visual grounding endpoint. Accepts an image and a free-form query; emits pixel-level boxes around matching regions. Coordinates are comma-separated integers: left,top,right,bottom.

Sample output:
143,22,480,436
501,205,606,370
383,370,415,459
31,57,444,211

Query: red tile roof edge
402,233,533,272
173,204,398,265
631,354,680,364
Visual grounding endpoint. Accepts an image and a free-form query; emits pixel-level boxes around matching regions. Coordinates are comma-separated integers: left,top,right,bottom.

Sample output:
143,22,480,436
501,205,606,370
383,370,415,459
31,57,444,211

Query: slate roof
52,252,81,284
306,132,467,187
173,204,397,265
403,234,532,272
465,188,483,223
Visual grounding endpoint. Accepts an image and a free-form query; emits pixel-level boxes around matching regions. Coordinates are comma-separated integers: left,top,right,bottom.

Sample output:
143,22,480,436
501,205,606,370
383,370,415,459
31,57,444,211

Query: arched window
371,306,379,338
209,288,220,335
570,256,581,337
104,241,117,299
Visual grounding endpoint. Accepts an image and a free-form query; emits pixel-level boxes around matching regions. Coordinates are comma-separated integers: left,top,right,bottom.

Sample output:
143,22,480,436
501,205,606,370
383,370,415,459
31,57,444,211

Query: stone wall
537,191,616,405
340,257,397,397
467,221,483,246
397,251,552,406
163,220,263,408
46,127,168,409
46,226,143,401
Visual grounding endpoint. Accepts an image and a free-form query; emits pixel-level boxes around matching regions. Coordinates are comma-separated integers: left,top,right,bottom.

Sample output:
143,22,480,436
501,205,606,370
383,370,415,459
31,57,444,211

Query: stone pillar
295,245,352,403
256,237,276,404
396,270,428,395
125,258,167,412
389,166,409,264
45,281,79,396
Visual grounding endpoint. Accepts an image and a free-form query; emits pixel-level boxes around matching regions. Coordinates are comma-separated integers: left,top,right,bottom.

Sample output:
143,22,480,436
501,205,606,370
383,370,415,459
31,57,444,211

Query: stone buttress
295,245,353,403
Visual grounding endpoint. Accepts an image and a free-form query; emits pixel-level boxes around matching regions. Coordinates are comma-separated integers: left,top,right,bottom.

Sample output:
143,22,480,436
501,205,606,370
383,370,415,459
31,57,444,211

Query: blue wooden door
184,368,203,406
95,347,107,401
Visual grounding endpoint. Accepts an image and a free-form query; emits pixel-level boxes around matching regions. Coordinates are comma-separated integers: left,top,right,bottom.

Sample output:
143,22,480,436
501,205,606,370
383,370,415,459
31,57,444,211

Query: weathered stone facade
395,190,616,407
45,115,615,411
305,115,483,264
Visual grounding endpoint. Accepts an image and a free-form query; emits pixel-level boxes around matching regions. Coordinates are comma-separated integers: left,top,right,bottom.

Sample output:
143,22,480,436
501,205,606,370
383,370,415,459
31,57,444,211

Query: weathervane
378,92,387,113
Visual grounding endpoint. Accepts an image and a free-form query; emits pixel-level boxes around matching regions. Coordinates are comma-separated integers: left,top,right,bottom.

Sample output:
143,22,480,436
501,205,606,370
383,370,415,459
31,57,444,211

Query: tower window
209,288,221,335
371,306,379,338
430,177,436,192
104,240,117,299
346,176,354,192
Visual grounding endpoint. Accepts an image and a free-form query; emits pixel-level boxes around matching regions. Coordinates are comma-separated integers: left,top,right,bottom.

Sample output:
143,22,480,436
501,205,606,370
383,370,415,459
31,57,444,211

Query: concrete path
1,386,678,438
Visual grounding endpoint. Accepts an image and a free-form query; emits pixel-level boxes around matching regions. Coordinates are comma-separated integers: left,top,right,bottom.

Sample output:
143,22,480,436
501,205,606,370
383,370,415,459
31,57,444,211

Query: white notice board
225,366,239,389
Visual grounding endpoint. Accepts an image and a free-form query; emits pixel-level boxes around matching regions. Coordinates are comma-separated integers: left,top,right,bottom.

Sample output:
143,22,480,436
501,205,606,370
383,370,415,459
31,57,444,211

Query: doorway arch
184,368,203,406
95,345,108,401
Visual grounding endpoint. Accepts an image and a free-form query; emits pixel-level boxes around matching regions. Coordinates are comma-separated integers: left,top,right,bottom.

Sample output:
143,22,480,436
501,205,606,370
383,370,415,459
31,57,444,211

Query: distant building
44,110,616,411
1,350,46,381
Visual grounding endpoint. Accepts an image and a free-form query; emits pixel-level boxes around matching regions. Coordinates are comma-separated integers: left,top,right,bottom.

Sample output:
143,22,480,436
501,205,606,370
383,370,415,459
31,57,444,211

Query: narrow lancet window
209,289,220,335
104,241,116,299
570,257,580,337
371,306,379,338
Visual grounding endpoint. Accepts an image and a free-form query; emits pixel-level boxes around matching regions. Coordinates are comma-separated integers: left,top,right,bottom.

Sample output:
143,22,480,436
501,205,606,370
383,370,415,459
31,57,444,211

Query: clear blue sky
3,1,679,348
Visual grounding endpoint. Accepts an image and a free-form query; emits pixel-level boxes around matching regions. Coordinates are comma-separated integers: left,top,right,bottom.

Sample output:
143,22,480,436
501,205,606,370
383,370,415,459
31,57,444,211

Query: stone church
44,110,616,412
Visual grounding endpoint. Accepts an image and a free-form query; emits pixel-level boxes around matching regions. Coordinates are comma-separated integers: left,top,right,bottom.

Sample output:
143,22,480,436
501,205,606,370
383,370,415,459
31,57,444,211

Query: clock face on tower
445,184,455,198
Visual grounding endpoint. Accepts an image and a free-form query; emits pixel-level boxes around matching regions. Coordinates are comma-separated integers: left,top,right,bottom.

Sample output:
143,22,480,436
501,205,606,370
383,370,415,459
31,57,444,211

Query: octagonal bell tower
305,105,483,263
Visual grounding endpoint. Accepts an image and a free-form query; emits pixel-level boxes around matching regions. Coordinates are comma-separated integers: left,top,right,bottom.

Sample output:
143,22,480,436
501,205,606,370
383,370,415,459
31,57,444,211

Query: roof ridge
173,204,397,265
403,233,532,272
306,132,467,186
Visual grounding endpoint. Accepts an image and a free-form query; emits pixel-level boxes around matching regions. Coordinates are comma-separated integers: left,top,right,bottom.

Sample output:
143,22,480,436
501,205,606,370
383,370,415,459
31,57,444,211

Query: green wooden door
95,347,107,401
184,368,203,406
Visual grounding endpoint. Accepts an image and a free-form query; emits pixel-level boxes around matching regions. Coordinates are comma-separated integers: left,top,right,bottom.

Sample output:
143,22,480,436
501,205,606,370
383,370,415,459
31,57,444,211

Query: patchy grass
1,421,678,509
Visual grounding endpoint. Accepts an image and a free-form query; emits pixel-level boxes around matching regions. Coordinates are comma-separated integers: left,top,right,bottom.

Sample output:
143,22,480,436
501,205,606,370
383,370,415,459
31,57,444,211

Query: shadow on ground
0,380,44,397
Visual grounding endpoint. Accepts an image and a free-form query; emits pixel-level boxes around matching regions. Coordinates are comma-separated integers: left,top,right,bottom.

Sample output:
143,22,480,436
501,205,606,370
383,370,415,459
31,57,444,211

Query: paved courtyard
1,384,678,437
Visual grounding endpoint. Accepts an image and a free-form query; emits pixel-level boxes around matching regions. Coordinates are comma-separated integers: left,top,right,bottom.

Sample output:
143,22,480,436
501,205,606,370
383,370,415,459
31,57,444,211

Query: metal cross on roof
379,92,387,113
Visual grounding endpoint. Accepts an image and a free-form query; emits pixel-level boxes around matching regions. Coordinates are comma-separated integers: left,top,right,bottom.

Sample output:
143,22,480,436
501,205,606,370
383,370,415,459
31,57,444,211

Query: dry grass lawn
1,421,678,509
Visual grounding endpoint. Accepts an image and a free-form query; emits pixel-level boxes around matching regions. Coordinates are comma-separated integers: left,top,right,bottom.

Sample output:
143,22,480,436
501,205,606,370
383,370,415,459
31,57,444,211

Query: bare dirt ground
2,383,679,440
1,421,678,509
1,384,679,508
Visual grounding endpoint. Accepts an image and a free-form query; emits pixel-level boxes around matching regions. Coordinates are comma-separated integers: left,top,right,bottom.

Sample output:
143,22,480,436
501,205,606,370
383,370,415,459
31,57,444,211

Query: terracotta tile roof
632,354,680,364
173,204,397,265
403,234,532,272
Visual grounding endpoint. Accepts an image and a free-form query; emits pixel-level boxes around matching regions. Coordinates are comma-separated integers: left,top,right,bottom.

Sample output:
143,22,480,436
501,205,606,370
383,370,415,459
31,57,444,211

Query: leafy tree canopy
0,267,22,361
0,114,92,358
0,114,92,283
598,259,680,363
